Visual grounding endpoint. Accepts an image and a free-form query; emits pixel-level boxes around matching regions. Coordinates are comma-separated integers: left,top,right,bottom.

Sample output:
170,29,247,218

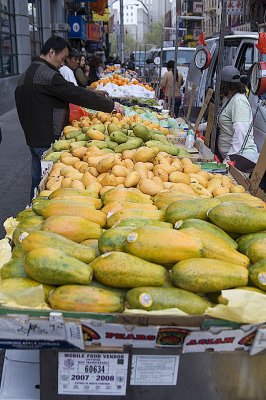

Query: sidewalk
0,108,31,239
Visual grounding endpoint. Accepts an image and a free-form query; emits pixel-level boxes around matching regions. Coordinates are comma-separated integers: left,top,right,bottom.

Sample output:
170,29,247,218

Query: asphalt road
0,108,31,238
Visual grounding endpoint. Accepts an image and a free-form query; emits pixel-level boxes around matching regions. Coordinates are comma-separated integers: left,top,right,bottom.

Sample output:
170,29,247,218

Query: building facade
110,0,149,43
0,0,66,116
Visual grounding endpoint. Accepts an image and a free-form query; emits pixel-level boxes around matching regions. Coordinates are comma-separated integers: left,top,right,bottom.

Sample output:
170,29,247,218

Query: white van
184,32,266,151
145,46,196,85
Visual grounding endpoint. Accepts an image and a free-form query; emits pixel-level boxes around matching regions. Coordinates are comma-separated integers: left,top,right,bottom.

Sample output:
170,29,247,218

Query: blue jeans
29,146,49,200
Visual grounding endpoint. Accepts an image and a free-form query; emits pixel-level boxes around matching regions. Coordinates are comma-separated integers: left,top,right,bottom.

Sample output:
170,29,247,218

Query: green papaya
165,198,221,224
126,287,211,314
0,258,28,279
249,260,266,291
208,202,266,234
237,232,266,254
176,218,238,249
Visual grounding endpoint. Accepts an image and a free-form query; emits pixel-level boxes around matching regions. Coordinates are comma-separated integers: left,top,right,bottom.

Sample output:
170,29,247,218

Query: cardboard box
0,350,40,400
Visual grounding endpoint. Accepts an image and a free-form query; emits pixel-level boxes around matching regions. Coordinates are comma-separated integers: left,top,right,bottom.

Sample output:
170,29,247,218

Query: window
0,0,18,77
28,0,43,57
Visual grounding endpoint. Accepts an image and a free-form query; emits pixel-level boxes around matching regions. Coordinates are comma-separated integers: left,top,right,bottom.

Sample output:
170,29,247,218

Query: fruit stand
1,70,266,399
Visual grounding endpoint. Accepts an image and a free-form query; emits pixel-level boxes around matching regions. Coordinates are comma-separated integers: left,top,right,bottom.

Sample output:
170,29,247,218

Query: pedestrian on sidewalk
161,60,184,118
15,36,123,200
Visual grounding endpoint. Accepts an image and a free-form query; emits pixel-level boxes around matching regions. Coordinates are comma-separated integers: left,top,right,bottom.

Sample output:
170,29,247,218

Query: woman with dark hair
88,56,100,85
161,60,184,117
75,55,90,87
217,66,259,163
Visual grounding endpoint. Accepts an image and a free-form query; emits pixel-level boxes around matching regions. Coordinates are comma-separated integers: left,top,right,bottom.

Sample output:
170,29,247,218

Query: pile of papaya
2,180,266,317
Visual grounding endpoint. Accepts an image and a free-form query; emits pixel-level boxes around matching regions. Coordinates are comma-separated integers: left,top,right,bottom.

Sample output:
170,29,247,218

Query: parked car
145,46,196,85
184,32,266,151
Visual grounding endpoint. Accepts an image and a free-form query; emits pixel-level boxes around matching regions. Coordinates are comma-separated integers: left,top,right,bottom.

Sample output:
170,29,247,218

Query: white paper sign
58,352,129,396
130,355,179,386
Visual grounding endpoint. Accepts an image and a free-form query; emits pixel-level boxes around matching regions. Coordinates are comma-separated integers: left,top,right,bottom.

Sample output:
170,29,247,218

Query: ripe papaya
25,247,93,286
41,203,106,227
208,202,266,234
176,218,238,249
48,188,98,199
102,188,152,205
49,285,124,313
217,193,266,209
114,218,172,229
172,258,248,293
90,251,166,288
107,209,165,228
21,231,95,263
42,215,102,242
180,227,249,267
124,226,203,264
126,287,211,314
165,198,221,224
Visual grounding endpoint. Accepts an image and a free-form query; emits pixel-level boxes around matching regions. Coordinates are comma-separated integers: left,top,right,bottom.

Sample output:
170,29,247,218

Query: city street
0,108,31,238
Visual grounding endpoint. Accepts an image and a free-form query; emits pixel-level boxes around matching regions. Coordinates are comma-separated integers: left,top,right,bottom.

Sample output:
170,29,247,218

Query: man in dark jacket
15,36,123,200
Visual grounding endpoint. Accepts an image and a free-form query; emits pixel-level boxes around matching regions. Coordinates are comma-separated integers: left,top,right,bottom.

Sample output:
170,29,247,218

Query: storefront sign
193,2,203,13
88,23,101,41
67,16,87,40
227,0,243,15
92,8,110,22
58,352,128,396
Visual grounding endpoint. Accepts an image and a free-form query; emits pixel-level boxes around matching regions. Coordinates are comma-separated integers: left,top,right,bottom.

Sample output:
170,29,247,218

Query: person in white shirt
217,66,259,163
59,48,81,85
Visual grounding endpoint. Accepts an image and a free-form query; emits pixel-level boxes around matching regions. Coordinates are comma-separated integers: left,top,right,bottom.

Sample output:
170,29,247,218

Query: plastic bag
69,104,89,124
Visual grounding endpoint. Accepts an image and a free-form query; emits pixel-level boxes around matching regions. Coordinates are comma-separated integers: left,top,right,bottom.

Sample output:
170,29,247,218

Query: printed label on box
130,355,179,386
82,320,158,348
58,352,128,396
156,327,191,347
183,327,257,353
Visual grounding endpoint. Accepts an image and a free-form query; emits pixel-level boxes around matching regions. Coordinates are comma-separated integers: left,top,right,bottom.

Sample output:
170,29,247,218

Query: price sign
58,352,129,396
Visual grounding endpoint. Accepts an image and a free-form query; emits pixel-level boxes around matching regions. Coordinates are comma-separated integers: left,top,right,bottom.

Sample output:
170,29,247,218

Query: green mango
145,141,180,156
44,151,67,162
110,131,128,144
133,124,151,142
75,133,87,141
106,140,118,150
86,140,108,149
114,138,143,152
65,130,82,139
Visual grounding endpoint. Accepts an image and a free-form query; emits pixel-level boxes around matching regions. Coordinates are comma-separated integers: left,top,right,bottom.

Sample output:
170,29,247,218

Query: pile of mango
45,115,175,164
43,138,246,197
2,181,266,317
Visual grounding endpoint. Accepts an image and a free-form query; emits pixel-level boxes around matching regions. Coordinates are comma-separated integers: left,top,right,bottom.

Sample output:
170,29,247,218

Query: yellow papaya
124,226,203,264
49,285,124,313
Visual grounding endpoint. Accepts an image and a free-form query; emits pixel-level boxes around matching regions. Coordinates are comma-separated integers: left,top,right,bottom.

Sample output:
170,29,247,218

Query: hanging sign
88,23,101,41
226,0,243,15
67,16,87,40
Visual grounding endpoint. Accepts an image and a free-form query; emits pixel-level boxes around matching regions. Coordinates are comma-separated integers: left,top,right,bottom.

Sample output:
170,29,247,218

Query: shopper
59,47,81,86
127,53,135,71
217,66,259,164
75,55,90,87
161,60,184,118
15,36,123,200
88,56,100,86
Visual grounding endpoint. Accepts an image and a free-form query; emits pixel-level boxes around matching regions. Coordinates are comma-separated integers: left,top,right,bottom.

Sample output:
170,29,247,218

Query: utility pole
120,0,125,63
210,0,227,153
